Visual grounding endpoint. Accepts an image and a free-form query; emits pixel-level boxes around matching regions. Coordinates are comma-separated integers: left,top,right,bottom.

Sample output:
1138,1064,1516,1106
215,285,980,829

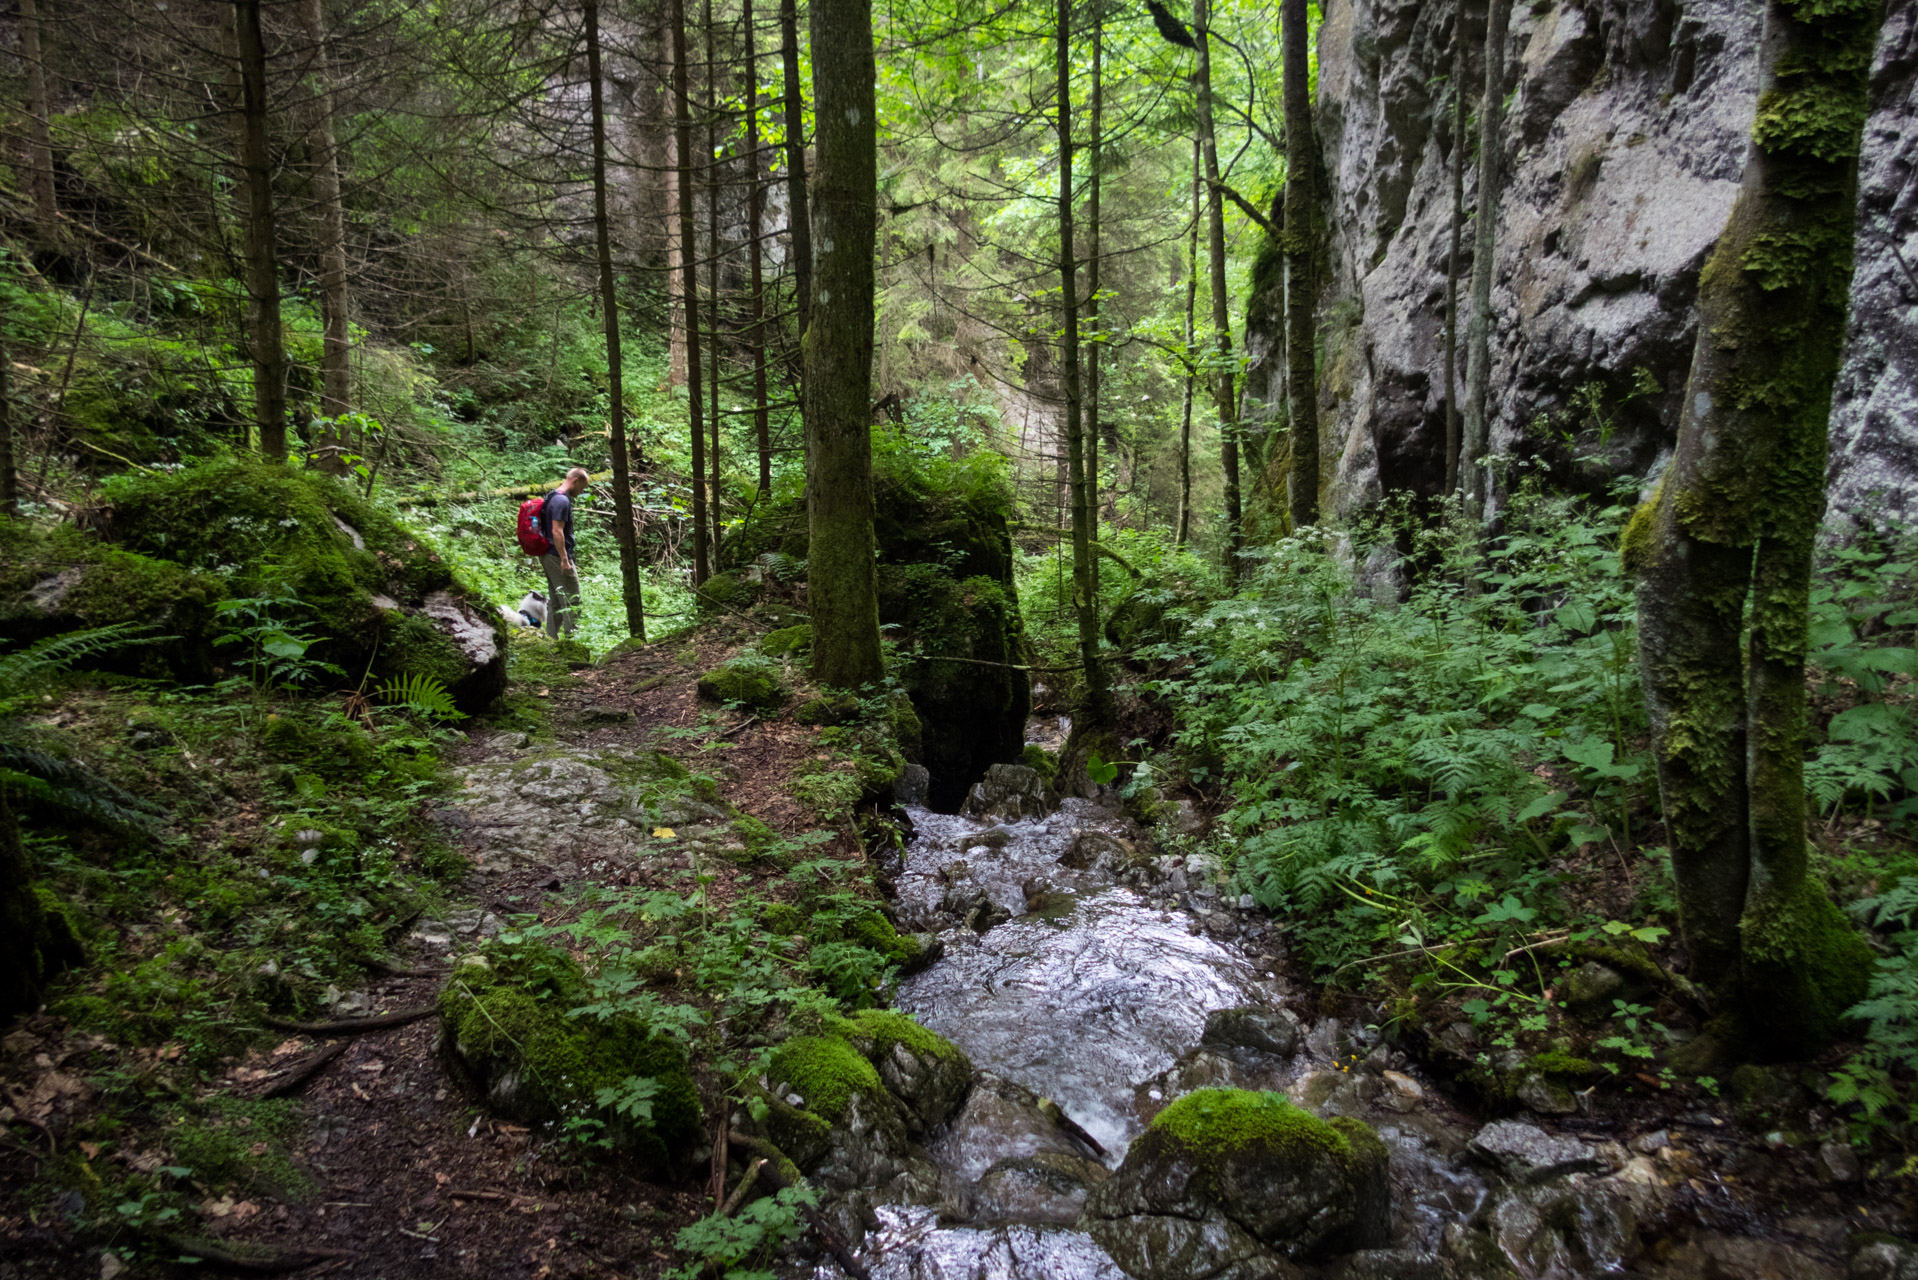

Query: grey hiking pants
539,552,580,638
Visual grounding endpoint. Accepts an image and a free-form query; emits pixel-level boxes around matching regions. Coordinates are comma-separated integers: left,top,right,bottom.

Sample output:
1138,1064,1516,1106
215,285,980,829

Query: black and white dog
499,591,548,630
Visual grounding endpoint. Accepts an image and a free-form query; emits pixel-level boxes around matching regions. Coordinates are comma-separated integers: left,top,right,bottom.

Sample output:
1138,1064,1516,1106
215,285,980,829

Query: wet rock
1087,1089,1391,1270
970,1152,1109,1225
1516,1072,1579,1116
1853,1240,1918,1280
1628,1129,1669,1156
1061,829,1134,871
963,763,1055,823
893,763,930,806
1380,1070,1425,1113
1200,1007,1302,1060
1332,1248,1449,1280
832,1010,973,1138
1561,961,1628,1017
1818,1141,1863,1184
929,1072,1104,1180
1468,1119,1602,1184
1485,1178,1637,1276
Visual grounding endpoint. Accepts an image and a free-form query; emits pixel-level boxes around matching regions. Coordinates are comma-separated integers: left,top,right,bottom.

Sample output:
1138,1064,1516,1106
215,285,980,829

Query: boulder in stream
1087,1088,1391,1275
963,762,1054,822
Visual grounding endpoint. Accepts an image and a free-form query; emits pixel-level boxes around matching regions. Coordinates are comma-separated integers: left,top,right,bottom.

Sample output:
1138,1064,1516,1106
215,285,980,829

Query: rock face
1288,0,1918,524
1086,1089,1391,1276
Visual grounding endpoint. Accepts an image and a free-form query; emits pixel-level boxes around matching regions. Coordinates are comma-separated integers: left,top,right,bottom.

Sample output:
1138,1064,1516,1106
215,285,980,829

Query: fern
0,623,165,714
379,672,466,721
0,744,166,836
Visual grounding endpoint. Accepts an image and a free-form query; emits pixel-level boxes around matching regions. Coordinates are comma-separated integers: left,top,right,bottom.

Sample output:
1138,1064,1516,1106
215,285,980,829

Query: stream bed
811,765,1878,1280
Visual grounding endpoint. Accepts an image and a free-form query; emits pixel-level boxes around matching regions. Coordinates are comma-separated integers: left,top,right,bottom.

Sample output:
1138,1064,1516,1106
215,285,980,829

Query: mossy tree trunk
1193,0,1240,575
234,0,288,462
20,0,58,241
804,0,884,690
673,0,710,584
1442,0,1467,497
1630,0,1879,1055
1461,0,1506,516
1177,137,1198,548
1086,4,1104,593
1,345,15,517
746,0,772,496
781,0,812,347
1057,0,1111,728
299,0,352,475
1281,0,1318,529
585,0,645,639
0,796,79,1025
705,0,725,565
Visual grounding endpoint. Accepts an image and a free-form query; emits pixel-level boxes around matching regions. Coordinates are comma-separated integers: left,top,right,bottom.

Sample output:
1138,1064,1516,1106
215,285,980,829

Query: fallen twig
446,1189,511,1203
259,1041,349,1099
162,1235,357,1273
717,715,758,738
719,1158,767,1216
260,1005,437,1035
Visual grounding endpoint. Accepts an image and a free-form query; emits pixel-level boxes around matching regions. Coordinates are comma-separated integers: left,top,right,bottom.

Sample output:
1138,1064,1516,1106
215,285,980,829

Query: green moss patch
1150,1088,1350,1158
696,655,788,713
761,624,813,657
766,1034,882,1122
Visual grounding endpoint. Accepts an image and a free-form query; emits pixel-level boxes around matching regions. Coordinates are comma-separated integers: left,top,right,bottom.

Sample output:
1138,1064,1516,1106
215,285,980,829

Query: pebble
1629,1129,1669,1156
1818,1141,1862,1184
1380,1070,1425,1112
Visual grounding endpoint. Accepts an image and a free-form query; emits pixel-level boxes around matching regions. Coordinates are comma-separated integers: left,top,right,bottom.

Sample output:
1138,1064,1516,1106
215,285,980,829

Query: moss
829,1009,964,1065
1022,744,1059,785
697,571,759,612
766,1034,883,1122
1150,1088,1351,1157
1529,1049,1601,1079
844,911,922,968
761,624,813,657
438,946,702,1170
794,694,859,725
1739,879,1873,1056
259,714,378,781
165,1097,315,1201
761,902,804,936
696,656,787,713
1619,495,1660,576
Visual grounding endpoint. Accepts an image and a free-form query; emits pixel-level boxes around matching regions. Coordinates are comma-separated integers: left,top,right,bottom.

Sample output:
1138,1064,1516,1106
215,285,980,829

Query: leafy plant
379,672,467,721
0,623,164,715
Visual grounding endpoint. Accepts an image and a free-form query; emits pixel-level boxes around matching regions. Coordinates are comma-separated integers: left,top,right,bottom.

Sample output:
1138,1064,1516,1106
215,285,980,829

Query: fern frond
379,672,466,721
0,744,166,835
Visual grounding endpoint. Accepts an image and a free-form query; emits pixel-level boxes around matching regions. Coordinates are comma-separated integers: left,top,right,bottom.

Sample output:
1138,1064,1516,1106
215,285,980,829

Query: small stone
1562,961,1628,1016
1818,1140,1862,1183
1629,1129,1669,1156
1516,1072,1579,1116
1380,1071,1425,1113
1238,894,1256,910
100,1254,127,1280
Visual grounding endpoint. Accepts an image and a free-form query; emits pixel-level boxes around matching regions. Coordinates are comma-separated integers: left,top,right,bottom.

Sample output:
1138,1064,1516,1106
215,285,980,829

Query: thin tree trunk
805,0,884,689
234,0,288,462
705,0,723,564
1058,0,1109,728
1630,0,1878,1053
1086,1,1102,591
746,0,771,495
585,0,646,638
1442,0,1466,498
1281,0,1318,528
1461,0,1506,516
1193,0,1239,573
665,20,688,387
780,0,812,345
673,0,709,583
300,0,351,473
19,0,57,239
0,343,15,517
1176,138,1198,548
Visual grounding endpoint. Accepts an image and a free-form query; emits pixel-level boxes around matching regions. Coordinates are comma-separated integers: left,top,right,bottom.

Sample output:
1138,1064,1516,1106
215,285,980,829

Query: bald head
562,467,590,495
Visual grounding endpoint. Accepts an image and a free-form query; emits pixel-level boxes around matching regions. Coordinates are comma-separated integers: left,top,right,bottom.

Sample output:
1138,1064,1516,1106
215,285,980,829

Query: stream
809,755,1876,1280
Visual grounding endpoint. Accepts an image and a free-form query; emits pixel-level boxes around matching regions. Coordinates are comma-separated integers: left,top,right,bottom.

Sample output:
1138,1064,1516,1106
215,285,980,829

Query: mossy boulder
437,945,702,1172
6,461,505,709
827,1009,971,1136
761,624,813,657
1087,1090,1390,1273
794,693,860,725
696,570,760,613
696,655,787,713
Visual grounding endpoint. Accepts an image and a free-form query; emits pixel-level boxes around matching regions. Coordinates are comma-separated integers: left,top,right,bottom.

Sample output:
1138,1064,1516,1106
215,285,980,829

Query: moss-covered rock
696,655,788,713
827,1009,971,1135
437,945,702,1172
761,624,813,657
6,461,506,709
1087,1090,1390,1270
696,570,760,613
794,693,860,725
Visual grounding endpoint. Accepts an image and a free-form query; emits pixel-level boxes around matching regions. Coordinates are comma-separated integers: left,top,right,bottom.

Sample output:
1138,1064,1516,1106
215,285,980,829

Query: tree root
162,1234,357,1273
725,1131,870,1280
259,1041,348,1099
260,1005,436,1035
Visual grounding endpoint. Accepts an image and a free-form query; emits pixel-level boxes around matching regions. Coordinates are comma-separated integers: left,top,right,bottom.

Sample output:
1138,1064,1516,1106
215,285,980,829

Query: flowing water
823,786,1497,1279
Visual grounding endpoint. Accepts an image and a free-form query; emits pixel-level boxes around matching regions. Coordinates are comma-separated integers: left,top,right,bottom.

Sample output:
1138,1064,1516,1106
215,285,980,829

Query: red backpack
515,494,553,557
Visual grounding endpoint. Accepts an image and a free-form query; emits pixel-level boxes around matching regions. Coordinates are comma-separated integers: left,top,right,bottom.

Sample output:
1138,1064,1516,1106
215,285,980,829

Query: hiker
534,468,589,638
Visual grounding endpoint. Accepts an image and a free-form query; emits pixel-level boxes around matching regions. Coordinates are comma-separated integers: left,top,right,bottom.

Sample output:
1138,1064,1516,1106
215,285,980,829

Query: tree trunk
1629,0,1878,1054
1442,0,1466,498
586,0,646,639
1461,0,1506,516
664,20,688,388
705,0,724,564
805,0,884,689
1193,0,1238,574
234,0,288,462
19,0,57,240
746,0,771,495
1281,0,1318,529
1086,1,1103,591
300,0,352,474
781,0,812,345
1058,0,1110,728
673,0,709,584
1177,138,1198,549
0,342,15,517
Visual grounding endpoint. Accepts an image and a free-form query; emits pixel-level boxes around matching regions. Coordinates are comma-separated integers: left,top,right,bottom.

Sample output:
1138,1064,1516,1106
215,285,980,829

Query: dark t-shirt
538,490,575,558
